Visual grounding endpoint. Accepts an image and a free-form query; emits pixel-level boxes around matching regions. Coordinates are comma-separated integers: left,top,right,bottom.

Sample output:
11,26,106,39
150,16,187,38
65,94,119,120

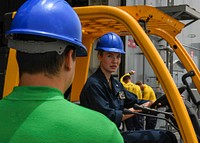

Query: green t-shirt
0,86,123,143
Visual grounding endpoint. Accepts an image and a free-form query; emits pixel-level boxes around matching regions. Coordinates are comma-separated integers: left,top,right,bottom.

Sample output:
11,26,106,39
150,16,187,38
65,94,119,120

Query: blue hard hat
95,32,125,54
6,0,87,57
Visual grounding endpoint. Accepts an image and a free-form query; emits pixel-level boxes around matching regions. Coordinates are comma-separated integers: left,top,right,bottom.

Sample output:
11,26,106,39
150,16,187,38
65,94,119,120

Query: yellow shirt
120,73,142,100
142,84,156,101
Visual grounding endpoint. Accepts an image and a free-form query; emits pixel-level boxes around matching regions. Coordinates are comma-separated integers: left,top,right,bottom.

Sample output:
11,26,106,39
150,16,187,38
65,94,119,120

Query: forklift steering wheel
150,85,186,108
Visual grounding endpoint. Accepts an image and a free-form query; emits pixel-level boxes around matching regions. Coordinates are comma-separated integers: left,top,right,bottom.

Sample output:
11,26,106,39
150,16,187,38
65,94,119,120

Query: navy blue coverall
80,68,178,143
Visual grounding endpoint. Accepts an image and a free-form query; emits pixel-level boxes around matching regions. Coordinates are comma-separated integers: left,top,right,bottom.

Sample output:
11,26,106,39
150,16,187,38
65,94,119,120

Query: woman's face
98,51,121,74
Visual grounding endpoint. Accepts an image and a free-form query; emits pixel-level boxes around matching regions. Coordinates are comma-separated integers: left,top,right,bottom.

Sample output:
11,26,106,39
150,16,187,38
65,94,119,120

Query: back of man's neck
19,73,65,93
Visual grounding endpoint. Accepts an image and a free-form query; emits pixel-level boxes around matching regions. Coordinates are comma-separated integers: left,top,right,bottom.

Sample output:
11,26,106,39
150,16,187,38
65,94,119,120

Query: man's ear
64,49,74,71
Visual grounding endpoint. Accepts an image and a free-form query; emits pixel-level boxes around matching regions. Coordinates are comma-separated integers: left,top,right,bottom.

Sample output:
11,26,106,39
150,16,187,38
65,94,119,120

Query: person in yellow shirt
135,81,156,103
120,70,145,130
120,70,142,100
136,81,157,129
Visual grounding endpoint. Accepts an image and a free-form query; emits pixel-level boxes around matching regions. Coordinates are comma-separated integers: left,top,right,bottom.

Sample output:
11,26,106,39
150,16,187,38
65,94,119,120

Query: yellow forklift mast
3,5,199,142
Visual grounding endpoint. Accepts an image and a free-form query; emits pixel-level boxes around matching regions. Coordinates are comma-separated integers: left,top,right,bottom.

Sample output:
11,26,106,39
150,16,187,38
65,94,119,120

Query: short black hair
136,81,142,86
15,34,76,77
17,46,76,77
123,75,131,82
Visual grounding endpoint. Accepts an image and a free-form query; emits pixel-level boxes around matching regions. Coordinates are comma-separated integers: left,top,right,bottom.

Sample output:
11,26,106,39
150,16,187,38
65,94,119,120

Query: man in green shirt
0,0,123,142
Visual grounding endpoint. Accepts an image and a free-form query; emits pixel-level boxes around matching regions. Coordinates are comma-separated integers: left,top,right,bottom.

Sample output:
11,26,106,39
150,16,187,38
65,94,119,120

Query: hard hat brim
6,29,88,57
95,47,125,54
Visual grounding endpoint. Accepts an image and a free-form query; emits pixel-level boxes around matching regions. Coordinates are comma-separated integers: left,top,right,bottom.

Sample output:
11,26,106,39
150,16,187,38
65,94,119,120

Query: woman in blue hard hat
80,32,178,143
0,0,123,143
